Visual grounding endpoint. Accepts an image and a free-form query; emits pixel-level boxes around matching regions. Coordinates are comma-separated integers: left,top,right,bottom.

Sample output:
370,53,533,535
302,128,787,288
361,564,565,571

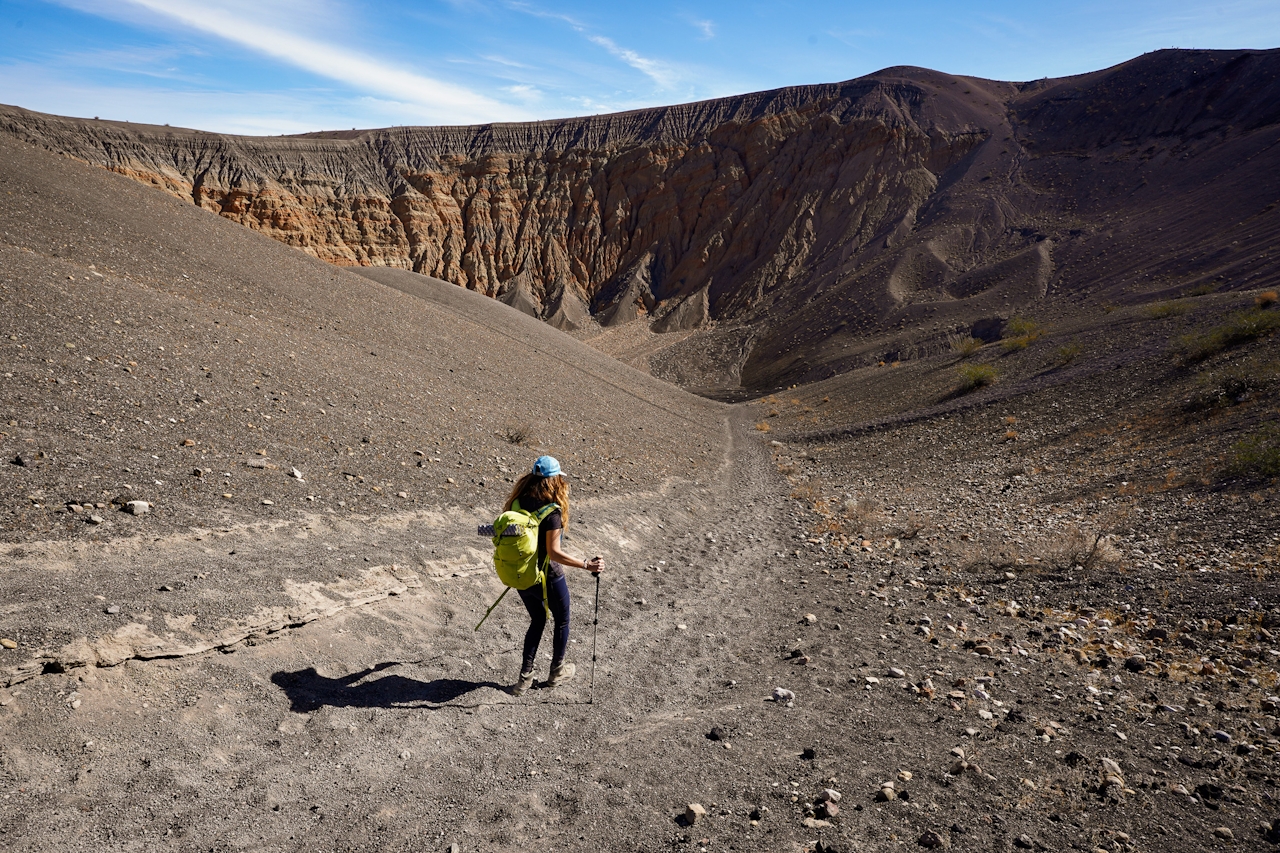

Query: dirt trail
1,415,822,851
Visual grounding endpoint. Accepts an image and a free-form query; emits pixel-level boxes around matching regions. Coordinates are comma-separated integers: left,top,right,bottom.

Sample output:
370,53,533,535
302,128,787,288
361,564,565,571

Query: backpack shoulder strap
532,502,559,523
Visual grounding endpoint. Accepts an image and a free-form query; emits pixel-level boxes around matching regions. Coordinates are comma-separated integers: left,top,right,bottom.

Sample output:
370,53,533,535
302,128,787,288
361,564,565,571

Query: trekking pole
589,567,601,703
474,587,510,632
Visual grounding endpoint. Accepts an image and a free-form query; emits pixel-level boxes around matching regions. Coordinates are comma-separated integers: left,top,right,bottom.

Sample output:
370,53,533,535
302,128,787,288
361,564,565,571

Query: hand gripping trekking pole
589,567,601,703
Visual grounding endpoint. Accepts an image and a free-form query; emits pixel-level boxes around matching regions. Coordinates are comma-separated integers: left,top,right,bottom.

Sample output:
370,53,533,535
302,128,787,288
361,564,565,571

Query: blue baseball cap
532,455,563,477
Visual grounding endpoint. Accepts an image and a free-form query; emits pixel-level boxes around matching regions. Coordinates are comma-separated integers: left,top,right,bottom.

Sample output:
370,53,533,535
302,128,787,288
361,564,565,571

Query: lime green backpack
491,500,560,592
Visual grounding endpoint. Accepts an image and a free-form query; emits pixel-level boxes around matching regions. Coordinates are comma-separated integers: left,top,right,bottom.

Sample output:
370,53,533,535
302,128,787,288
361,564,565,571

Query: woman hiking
504,455,604,696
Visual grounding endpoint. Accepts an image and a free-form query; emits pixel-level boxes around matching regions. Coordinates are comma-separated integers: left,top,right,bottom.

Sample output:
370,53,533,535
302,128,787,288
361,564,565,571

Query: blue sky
1,0,1278,135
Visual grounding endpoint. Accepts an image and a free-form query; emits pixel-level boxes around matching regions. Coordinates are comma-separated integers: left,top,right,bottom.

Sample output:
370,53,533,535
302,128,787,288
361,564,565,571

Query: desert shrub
1174,309,1280,365
1001,316,1043,352
1257,291,1278,309
503,424,532,445
949,334,983,357
957,363,997,392
1229,426,1280,479
842,497,881,531
755,421,772,433
789,483,819,502
1146,301,1188,318
1055,341,1083,364
1183,370,1269,412
1183,282,1218,297
1037,527,1119,572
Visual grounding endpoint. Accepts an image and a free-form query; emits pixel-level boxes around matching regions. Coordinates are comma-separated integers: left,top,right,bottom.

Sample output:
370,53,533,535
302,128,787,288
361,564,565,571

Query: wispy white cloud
506,1,679,89
0,59,401,134
503,83,543,102
586,34,678,88
54,0,532,125
691,19,715,40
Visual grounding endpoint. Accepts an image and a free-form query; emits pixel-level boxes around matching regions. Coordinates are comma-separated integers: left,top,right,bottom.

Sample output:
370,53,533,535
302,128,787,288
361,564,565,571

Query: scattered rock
887,667,906,678
0,638,17,649
815,800,839,819
801,747,816,760
918,829,946,849
262,499,275,506
802,817,832,829
87,514,104,525
685,803,706,825
707,726,726,741
817,788,842,804
105,605,120,615
876,781,896,802
803,613,818,625
1213,826,1234,841
1013,835,1036,849
1124,654,1147,673
771,687,795,705
290,467,305,480
124,500,151,515
399,750,411,760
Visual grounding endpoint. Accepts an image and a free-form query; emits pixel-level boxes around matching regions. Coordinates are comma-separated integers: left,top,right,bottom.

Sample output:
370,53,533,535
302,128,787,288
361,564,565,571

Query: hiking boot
544,661,575,688
511,671,536,696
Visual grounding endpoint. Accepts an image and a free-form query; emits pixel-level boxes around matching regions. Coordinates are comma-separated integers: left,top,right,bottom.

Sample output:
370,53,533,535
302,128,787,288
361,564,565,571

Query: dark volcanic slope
0,136,725,547
2,48,1279,396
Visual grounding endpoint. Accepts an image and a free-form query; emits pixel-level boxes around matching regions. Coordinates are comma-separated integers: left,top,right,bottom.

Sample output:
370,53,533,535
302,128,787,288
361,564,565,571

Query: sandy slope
4,95,1280,852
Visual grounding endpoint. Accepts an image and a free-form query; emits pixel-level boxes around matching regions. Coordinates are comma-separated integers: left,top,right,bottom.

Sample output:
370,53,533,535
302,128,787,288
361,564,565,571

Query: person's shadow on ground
271,662,506,712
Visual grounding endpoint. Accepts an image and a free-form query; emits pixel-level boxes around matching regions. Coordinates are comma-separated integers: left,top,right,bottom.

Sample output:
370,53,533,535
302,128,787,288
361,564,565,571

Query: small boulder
124,500,151,515
917,829,946,849
685,803,706,826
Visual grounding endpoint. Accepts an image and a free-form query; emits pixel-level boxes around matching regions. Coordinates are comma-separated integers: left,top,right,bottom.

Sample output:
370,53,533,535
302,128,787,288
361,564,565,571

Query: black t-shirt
517,496,564,577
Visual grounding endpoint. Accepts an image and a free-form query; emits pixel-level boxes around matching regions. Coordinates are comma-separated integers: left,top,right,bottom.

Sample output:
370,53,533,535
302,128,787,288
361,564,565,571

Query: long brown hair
503,472,570,527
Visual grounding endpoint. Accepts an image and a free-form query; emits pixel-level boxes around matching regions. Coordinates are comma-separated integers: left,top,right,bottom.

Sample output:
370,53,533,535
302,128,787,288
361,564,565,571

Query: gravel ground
3,132,1280,852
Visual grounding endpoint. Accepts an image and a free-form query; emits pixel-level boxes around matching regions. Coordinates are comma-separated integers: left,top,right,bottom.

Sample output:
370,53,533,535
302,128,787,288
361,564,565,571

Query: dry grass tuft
789,483,819,502
1257,291,1278,309
502,424,533,445
842,497,881,530
754,421,772,433
1173,309,1280,365
1055,341,1083,364
1146,301,1188,319
1036,527,1121,572
1229,426,1280,479
957,363,997,393
1001,317,1043,351
949,334,983,357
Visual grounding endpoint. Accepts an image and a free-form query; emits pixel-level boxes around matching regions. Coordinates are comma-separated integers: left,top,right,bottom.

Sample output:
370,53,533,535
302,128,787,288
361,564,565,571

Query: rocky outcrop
3,48,1279,393
0,74,988,328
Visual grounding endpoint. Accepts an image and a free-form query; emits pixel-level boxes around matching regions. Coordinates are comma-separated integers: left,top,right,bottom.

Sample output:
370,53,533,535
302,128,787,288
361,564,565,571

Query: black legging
517,569,570,674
